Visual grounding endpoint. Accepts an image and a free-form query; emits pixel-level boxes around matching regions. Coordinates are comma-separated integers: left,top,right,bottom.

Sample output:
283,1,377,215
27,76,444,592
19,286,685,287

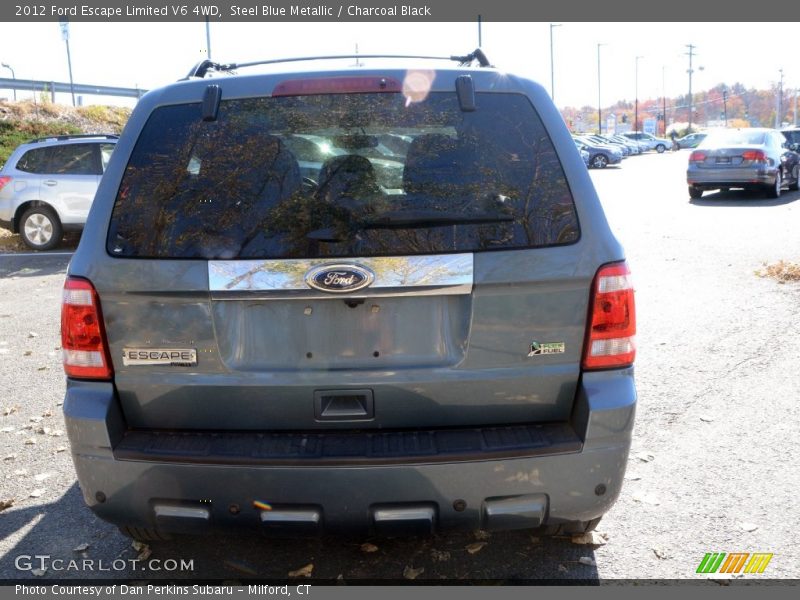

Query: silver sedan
686,128,800,199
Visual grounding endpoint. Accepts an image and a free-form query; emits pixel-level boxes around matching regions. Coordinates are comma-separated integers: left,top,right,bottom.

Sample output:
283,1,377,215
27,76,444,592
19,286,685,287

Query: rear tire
118,525,173,542
19,205,62,251
788,167,799,191
531,517,602,537
766,171,781,199
688,186,703,199
591,154,609,169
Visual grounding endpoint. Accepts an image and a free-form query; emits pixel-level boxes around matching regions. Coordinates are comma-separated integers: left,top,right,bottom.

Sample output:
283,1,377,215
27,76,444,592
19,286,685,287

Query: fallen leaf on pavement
3,454,15,461
0,498,14,511
34,473,52,482
24,438,36,445
1,427,13,433
29,417,42,423
571,532,608,546
73,543,90,552
739,522,758,532
402,565,424,580
131,541,147,552
578,557,597,567
23,351,32,356
137,546,152,561
466,542,488,554
29,489,44,498
474,529,491,540
635,452,655,462
557,564,568,573
699,415,714,422
360,543,379,553
653,547,669,559
28,332,39,338
2,406,18,415
288,563,314,578
42,410,52,417
31,568,47,577
55,447,66,453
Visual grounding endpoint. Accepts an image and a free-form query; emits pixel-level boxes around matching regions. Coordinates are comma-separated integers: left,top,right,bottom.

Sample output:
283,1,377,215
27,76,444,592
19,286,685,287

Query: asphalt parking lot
1,150,798,582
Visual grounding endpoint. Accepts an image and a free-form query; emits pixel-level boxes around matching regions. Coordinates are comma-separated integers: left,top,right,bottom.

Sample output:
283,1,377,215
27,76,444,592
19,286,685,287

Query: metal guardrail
0,77,146,101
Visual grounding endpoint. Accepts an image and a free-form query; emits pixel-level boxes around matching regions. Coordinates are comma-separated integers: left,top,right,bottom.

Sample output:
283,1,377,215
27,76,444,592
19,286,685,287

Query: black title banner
1,0,789,22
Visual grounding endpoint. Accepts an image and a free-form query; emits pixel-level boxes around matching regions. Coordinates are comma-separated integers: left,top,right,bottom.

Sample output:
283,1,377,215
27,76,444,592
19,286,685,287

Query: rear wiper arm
306,211,514,242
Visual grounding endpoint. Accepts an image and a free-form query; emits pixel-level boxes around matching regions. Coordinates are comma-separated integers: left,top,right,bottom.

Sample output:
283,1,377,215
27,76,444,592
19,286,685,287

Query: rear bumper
687,166,777,187
63,369,636,536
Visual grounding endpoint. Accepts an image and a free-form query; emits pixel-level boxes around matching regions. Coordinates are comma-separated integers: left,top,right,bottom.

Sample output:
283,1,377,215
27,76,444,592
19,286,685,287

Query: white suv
0,134,117,250
620,131,670,153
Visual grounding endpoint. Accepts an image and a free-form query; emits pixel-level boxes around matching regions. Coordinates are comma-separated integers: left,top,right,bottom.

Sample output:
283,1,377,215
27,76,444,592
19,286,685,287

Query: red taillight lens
273,76,402,96
61,277,113,380
689,151,707,162
0,176,12,192
741,150,766,162
582,261,636,370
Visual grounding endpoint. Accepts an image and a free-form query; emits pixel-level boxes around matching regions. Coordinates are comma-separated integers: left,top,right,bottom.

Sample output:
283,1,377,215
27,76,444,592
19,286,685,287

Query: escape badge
528,341,565,357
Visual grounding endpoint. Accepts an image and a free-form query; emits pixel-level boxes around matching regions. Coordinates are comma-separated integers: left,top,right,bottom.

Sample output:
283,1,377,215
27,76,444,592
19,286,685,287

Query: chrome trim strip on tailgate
209,253,473,299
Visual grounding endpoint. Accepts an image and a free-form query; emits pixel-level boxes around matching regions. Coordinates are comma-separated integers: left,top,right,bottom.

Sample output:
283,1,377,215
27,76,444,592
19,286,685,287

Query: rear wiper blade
306,210,514,242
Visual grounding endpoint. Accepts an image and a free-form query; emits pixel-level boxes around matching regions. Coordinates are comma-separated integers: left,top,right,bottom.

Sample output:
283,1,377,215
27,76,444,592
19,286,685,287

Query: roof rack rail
183,48,492,79
28,133,120,144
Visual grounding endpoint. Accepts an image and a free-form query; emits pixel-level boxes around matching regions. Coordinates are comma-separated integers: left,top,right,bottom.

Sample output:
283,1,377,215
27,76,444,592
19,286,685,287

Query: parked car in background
675,132,707,149
606,134,641,155
0,134,117,250
583,134,629,157
574,140,591,167
574,136,624,168
779,127,800,149
62,51,637,541
620,131,671,153
686,128,799,199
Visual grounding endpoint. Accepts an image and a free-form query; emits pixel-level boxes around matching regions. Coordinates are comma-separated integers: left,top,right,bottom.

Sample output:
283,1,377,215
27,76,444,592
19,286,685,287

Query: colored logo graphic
696,552,773,574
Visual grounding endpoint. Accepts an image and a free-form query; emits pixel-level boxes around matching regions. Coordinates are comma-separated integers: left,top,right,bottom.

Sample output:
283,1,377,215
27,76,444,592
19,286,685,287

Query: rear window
701,130,767,147
108,91,579,259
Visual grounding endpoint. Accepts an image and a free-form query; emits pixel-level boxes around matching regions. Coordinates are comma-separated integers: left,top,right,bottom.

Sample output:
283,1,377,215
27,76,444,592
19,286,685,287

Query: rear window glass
108,91,579,259
701,130,767,146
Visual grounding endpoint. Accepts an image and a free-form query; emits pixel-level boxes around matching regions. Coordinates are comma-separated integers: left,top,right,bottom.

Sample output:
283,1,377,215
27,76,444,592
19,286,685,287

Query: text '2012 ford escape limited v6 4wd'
61,50,636,541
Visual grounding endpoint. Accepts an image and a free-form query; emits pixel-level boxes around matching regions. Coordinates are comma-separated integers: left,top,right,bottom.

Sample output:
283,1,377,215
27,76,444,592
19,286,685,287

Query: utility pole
597,43,606,135
549,23,561,103
205,16,212,59
635,55,644,133
776,68,784,129
722,86,728,127
662,66,668,136
59,17,76,107
686,44,696,132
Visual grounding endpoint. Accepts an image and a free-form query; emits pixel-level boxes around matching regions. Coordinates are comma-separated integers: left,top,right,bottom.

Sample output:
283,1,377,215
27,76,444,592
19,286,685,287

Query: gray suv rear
62,52,637,540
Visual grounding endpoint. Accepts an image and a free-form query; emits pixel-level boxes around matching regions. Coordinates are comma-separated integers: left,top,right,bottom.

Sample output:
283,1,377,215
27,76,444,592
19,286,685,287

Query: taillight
61,277,113,380
689,151,707,162
273,76,402,96
0,176,12,192
582,262,636,370
741,150,766,162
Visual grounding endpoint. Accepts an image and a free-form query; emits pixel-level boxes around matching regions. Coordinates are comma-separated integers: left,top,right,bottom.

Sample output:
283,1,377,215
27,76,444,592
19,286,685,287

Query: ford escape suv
0,134,117,250
62,51,637,541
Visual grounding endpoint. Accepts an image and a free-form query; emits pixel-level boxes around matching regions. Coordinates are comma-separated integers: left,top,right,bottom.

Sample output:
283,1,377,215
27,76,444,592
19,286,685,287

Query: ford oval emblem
305,263,375,293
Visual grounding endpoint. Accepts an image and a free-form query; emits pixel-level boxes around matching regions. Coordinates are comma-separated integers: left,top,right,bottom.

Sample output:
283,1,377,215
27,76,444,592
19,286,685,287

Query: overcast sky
0,21,793,108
